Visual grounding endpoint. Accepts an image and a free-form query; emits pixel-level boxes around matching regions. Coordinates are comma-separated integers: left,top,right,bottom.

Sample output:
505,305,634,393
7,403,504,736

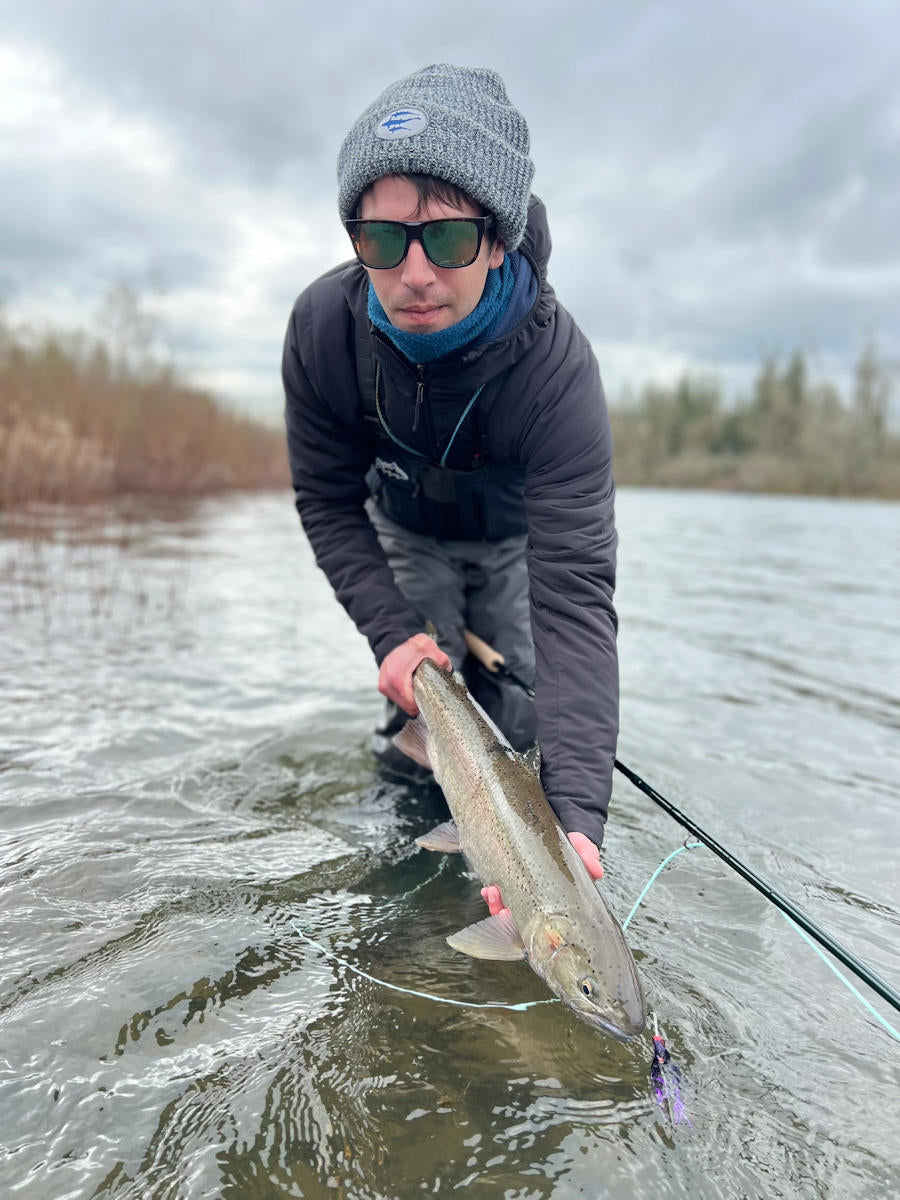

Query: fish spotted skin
398,659,646,1040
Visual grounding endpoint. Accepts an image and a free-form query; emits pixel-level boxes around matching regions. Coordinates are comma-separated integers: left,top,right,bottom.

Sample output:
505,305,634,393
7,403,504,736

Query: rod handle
463,628,504,672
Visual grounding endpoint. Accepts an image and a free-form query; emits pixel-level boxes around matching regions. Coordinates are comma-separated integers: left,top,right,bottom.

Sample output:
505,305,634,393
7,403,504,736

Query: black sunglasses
344,216,494,270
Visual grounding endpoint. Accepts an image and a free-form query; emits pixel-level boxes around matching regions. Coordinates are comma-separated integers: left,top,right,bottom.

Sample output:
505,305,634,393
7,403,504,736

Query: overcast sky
2,0,897,422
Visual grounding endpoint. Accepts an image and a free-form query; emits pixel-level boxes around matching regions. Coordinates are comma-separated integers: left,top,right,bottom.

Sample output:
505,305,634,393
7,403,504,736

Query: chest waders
354,337,537,755
358,351,528,543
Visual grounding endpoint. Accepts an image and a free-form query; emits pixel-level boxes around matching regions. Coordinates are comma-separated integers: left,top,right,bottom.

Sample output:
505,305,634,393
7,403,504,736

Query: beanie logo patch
375,108,428,140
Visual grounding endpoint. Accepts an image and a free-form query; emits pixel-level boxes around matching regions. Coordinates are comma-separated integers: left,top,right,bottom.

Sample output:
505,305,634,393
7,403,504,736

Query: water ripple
1,492,897,1197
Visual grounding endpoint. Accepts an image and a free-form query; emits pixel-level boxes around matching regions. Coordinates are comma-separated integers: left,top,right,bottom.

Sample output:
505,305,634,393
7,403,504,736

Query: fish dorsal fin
446,911,526,961
415,820,462,853
392,715,432,770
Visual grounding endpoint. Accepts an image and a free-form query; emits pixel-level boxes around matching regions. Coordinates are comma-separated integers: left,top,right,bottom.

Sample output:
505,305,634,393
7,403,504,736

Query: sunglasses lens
422,220,480,267
353,222,407,268
348,218,485,268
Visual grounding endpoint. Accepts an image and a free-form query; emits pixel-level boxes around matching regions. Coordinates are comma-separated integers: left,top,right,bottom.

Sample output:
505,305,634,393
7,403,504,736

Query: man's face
358,176,505,335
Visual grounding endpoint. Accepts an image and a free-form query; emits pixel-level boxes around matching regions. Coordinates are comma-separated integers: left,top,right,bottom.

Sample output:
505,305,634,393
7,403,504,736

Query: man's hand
480,832,603,917
378,633,451,715
567,832,604,881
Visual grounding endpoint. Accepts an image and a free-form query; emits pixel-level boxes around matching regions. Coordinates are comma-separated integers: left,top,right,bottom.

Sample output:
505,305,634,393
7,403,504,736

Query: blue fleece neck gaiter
367,254,516,364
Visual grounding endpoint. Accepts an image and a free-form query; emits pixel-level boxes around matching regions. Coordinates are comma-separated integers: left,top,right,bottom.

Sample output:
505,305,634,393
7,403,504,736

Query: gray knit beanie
337,64,534,251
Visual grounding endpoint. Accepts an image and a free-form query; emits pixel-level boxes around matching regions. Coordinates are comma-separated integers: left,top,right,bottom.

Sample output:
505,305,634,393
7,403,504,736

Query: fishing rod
611,758,900,1015
462,629,900,1017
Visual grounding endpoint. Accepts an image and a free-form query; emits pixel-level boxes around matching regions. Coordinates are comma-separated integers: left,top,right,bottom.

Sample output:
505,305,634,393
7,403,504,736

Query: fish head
527,914,646,1041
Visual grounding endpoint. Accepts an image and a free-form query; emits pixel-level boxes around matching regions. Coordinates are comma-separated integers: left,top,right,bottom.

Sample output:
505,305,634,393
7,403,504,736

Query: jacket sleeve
516,310,619,849
282,289,421,664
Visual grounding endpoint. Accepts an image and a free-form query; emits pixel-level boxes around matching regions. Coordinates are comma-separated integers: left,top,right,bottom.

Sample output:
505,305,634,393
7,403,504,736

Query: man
283,64,618,894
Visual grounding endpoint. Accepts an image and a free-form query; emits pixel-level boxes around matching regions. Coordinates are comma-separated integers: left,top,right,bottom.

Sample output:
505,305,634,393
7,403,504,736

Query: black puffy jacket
283,197,619,847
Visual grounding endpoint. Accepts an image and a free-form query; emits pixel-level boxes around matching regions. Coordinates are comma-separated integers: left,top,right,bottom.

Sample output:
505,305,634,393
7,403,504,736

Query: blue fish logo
381,110,418,132
375,107,428,141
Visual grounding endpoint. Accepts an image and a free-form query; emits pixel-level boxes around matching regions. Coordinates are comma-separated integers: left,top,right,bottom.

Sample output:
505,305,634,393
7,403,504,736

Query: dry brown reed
0,318,289,510
3,310,896,508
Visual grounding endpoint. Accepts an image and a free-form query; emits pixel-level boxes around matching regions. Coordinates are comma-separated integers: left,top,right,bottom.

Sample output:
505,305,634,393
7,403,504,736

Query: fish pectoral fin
415,820,462,853
446,911,526,961
392,715,433,770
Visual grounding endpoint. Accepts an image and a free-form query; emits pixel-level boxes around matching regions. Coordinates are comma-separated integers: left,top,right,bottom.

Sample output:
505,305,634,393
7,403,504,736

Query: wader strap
373,361,485,468
440,385,485,468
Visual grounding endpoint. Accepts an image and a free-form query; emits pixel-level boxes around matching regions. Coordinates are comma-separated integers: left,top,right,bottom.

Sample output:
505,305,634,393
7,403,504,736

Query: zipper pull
412,366,425,432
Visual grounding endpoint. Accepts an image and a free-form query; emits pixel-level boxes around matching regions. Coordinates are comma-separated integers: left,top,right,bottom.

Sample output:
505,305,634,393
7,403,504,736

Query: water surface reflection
1,491,898,1198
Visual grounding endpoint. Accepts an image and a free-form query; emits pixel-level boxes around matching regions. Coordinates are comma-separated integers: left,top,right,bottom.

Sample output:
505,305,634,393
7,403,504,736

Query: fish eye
579,977,595,999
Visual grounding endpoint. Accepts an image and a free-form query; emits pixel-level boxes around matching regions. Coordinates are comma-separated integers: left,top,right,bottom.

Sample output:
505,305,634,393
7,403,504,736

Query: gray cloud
1,0,897,418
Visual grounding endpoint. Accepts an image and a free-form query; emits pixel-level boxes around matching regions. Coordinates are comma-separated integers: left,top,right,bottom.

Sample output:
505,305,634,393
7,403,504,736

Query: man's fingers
568,831,604,880
379,672,417,715
480,884,509,918
378,634,451,715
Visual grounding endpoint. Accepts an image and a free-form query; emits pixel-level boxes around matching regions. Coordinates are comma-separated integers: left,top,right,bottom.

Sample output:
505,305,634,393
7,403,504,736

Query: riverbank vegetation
0,300,289,510
1,295,896,507
609,343,898,498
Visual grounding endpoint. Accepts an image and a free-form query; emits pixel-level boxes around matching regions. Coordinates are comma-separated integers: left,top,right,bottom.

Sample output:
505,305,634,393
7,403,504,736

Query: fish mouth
577,1005,646,1042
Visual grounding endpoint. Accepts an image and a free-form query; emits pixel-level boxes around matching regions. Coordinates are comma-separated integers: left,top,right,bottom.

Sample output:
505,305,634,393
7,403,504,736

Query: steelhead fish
394,659,646,1040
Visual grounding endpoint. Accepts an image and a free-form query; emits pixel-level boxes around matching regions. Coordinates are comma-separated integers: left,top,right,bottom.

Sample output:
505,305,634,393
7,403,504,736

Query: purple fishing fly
650,1014,692,1128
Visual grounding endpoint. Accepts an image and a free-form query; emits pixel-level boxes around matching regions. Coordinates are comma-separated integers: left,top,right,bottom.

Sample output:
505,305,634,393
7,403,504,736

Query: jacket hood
519,194,551,280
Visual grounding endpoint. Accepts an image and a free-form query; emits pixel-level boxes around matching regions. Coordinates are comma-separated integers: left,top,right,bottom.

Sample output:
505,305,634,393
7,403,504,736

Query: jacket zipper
412,365,425,433
419,364,440,455
370,336,439,459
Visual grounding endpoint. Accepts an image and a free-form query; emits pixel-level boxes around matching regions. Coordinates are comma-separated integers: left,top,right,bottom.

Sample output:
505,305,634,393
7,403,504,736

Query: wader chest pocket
420,464,462,503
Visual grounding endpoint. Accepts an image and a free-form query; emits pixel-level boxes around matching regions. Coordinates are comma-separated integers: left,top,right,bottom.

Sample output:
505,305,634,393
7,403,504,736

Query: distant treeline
0,304,290,509
609,343,898,498
1,294,896,508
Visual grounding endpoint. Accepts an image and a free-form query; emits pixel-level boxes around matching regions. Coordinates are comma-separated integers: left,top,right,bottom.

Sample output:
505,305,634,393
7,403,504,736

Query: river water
1,488,898,1199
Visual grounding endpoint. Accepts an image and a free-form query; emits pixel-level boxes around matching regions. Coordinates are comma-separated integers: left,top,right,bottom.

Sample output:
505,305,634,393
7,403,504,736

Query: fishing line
622,842,704,930
298,631,897,1037
292,844,900,1041
775,913,900,1043
291,856,555,1011
619,767,900,1038
463,635,899,1020
612,758,900,1019
292,926,555,1012
622,838,900,1044
292,845,702,1014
